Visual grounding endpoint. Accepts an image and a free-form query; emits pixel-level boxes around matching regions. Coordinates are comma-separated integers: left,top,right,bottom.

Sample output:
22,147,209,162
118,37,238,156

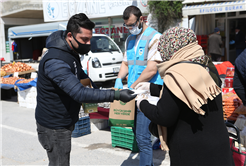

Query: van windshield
90,36,120,53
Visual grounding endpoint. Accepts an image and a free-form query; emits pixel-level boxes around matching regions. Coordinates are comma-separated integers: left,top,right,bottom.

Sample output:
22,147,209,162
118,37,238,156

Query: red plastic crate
197,35,208,45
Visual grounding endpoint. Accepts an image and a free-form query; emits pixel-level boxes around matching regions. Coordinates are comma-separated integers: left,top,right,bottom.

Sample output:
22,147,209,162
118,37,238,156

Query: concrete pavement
1,95,170,166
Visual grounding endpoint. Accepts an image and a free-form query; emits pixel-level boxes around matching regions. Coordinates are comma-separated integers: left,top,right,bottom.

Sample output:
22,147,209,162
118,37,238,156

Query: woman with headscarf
135,27,234,165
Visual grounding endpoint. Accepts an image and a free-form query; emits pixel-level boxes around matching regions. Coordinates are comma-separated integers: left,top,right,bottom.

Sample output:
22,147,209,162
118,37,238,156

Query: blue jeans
36,122,74,166
133,108,153,166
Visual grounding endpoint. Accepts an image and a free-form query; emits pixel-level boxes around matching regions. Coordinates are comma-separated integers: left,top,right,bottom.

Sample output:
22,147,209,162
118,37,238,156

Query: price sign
31,72,37,78
13,72,19,77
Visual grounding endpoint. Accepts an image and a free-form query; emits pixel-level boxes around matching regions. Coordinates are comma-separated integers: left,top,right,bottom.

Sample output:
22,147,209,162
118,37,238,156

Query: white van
8,21,123,82
81,33,122,82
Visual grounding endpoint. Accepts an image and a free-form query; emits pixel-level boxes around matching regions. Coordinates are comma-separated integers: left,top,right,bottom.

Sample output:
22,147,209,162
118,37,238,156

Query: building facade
182,0,246,64
0,0,152,62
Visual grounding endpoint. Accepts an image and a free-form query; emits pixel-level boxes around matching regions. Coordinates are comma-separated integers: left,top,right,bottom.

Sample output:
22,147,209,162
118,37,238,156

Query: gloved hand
234,104,246,114
115,89,137,102
135,82,150,91
229,40,235,45
114,78,123,89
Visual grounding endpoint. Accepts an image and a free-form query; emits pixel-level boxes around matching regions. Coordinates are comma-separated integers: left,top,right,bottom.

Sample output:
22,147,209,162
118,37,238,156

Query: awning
182,0,217,5
8,21,67,39
183,0,246,16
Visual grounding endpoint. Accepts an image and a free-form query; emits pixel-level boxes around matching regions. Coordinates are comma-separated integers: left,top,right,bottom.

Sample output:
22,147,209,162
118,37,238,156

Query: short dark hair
123,6,142,20
66,13,95,35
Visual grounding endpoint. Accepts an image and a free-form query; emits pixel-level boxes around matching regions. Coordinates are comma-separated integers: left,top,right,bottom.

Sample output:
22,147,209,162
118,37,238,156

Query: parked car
81,33,123,82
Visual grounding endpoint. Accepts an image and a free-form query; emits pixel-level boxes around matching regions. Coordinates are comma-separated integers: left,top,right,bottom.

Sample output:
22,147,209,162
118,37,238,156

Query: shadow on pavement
120,149,167,166
120,152,139,166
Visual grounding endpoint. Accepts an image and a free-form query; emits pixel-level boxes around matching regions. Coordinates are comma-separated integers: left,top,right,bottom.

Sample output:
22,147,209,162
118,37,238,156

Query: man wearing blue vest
114,6,163,166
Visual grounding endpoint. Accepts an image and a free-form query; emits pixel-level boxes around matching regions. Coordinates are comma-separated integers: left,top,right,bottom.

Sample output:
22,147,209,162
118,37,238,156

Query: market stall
1,62,36,76
215,63,246,155
217,64,242,121
0,62,37,100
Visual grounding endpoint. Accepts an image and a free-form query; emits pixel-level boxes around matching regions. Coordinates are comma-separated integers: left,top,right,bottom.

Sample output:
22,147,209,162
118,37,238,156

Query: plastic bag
15,78,37,91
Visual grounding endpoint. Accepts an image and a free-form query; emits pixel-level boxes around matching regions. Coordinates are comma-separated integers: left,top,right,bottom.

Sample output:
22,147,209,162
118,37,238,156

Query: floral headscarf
157,27,209,65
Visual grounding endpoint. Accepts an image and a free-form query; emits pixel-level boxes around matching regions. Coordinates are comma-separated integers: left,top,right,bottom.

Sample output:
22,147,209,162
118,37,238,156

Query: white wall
3,18,44,26
180,16,189,29
0,17,8,61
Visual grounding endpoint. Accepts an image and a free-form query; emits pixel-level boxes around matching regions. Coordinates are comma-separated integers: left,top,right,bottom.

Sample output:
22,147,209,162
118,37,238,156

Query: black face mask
70,33,91,55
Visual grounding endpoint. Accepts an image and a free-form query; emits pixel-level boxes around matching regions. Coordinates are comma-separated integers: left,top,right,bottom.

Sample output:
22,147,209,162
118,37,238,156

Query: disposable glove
114,78,123,89
114,89,137,102
135,82,150,91
229,40,235,45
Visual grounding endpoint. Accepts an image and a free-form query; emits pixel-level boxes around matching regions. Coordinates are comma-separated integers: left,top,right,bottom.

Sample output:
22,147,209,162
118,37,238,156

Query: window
215,13,225,18
227,12,236,17
90,36,120,53
239,11,246,15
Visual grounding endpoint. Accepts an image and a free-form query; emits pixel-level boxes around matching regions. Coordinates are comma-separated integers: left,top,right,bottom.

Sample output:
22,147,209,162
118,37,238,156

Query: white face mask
236,32,238,35
129,22,142,35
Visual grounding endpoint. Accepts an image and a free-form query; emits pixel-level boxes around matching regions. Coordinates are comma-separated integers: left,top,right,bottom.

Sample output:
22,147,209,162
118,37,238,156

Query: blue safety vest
126,27,163,87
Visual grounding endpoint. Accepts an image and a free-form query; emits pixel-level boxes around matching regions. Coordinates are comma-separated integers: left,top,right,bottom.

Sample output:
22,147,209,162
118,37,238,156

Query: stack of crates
197,35,208,55
18,87,37,109
111,126,139,152
72,116,91,138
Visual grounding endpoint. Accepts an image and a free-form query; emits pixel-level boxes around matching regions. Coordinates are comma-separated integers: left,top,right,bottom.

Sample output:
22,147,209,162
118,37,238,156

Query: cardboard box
80,78,98,113
82,103,98,113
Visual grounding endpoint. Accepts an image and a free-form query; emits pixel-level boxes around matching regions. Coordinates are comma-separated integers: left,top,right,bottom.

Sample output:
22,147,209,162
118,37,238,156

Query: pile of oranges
222,91,242,121
1,62,33,73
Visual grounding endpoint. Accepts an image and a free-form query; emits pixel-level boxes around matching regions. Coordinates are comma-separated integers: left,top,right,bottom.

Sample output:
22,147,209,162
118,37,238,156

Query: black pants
236,48,244,58
210,53,222,62
36,122,74,166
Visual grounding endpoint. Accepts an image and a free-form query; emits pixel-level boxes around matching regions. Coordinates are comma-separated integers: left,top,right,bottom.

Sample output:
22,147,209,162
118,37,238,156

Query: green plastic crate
111,126,139,152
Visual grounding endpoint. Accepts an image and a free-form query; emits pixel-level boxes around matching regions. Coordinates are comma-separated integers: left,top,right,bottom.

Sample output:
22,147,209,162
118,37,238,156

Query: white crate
18,90,26,101
26,102,32,109
31,98,37,104
17,87,37,109
26,102,36,109
29,87,36,92
19,100,27,108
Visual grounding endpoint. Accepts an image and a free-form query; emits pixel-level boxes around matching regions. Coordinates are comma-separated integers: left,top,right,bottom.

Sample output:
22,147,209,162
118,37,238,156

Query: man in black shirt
235,26,246,57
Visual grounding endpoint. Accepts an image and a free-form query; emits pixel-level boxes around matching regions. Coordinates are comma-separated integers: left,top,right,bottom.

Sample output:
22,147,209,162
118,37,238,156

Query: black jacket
141,84,234,166
140,64,233,166
233,49,246,106
35,30,115,129
235,31,246,49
